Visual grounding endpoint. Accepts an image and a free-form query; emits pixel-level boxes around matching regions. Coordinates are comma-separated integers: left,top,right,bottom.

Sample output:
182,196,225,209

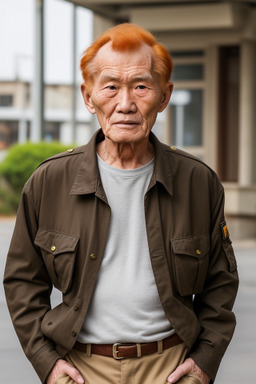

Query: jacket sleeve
189,183,239,381
3,183,61,383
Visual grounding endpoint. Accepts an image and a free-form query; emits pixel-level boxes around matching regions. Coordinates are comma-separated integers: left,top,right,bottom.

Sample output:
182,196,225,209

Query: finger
47,359,85,384
167,358,194,383
63,361,85,384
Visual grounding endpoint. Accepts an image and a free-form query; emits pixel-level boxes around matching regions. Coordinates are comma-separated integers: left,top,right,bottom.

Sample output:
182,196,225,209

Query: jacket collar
149,132,173,197
70,129,173,197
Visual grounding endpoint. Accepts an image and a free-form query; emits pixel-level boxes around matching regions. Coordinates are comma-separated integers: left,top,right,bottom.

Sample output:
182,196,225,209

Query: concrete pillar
93,14,114,39
84,14,115,136
18,120,28,144
31,0,44,142
238,40,256,186
71,5,77,144
59,123,73,145
161,106,172,146
205,45,219,171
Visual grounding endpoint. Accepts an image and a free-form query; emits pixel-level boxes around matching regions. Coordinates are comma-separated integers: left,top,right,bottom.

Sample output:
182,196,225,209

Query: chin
104,127,150,144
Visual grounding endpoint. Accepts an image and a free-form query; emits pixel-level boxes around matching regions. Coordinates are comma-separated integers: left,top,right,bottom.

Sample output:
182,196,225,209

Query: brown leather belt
73,333,183,360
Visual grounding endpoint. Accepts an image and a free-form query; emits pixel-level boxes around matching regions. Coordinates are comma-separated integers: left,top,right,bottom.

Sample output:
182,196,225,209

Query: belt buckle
113,343,124,360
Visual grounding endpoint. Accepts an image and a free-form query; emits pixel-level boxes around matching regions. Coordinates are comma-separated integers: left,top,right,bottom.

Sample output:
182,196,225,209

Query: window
44,122,60,142
169,51,205,158
172,64,204,81
171,90,203,147
0,95,13,107
0,121,18,147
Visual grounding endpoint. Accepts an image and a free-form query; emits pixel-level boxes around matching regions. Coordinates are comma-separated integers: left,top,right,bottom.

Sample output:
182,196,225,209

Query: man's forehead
91,42,155,74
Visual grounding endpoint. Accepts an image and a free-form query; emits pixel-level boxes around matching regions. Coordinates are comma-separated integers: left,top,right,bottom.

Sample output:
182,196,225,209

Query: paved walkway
0,217,255,383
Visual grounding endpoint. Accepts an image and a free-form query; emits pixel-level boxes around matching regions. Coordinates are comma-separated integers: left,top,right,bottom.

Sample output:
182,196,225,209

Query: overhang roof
64,0,256,23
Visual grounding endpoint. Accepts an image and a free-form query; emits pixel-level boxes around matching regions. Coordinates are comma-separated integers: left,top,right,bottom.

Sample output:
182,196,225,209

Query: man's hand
167,358,210,384
46,359,84,384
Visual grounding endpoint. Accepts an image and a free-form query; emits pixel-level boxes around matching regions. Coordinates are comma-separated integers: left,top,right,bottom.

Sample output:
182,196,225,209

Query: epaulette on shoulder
167,144,215,174
168,145,201,162
36,146,85,169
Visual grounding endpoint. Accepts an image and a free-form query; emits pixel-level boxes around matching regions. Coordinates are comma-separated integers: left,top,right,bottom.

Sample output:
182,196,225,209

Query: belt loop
136,343,142,358
157,340,163,354
86,343,92,357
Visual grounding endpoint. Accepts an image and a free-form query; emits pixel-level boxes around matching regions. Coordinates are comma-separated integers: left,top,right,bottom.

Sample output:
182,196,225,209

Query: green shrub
0,141,71,214
0,186,20,215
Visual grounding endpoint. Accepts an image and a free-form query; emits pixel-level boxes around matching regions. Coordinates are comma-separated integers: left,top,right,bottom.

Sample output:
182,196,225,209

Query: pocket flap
35,229,79,255
171,234,210,259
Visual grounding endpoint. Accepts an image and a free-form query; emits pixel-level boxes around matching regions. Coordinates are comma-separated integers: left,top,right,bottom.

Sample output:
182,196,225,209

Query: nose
116,88,136,114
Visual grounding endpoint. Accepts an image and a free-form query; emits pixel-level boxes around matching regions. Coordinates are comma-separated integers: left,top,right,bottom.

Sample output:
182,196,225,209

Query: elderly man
4,24,238,384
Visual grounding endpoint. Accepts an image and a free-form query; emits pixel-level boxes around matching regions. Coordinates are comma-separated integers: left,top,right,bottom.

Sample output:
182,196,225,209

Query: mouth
114,121,140,128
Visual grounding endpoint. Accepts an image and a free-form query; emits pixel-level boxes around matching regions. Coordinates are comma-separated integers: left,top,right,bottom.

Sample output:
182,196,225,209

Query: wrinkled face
81,42,173,145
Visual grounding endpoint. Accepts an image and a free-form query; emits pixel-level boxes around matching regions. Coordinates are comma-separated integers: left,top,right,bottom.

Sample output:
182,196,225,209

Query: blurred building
0,0,93,152
64,0,256,240
0,80,92,149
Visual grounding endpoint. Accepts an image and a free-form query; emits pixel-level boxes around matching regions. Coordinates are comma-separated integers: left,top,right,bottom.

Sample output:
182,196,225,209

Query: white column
71,5,77,144
238,40,256,186
161,106,172,146
93,14,114,40
60,123,72,145
18,120,28,144
176,105,185,148
31,0,44,142
205,45,219,171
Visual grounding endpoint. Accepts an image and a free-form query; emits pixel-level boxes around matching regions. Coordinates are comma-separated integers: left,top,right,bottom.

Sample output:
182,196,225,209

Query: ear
81,83,96,114
158,82,173,112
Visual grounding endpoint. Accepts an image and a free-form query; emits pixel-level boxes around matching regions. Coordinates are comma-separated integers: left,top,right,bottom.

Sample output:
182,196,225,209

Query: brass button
89,253,97,260
196,249,201,255
73,305,79,311
71,331,77,337
51,246,56,252
67,148,74,153
170,146,177,151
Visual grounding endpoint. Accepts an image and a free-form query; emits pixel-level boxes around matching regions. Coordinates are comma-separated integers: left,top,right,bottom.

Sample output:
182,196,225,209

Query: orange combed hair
80,23,173,93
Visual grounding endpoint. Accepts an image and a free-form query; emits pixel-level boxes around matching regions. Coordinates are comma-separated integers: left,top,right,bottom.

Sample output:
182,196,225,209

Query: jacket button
73,305,79,311
72,331,77,337
196,249,201,255
89,253,97,260
51,246,56,252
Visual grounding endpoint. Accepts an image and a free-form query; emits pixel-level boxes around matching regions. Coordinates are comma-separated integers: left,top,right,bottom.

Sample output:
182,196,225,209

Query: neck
97,137,154,169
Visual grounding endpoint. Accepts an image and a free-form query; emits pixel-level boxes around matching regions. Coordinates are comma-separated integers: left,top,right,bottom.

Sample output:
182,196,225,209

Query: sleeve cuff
31,343,62,383
189,342,224,381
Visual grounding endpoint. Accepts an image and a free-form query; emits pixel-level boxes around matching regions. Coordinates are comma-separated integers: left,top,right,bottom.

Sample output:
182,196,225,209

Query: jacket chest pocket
170,235,210,296
34,229,79,294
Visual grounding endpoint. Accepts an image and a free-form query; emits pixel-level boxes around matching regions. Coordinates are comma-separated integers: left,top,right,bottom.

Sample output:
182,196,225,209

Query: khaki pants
54,343,202,384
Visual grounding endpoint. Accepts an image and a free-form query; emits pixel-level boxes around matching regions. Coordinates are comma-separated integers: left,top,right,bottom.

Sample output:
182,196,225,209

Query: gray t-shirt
78,155,173,344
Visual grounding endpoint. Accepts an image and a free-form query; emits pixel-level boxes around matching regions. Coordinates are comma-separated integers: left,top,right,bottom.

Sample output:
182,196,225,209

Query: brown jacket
4,130,238,383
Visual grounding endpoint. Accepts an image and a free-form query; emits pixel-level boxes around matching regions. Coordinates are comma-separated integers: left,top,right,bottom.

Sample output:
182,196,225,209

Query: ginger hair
80,23,173,94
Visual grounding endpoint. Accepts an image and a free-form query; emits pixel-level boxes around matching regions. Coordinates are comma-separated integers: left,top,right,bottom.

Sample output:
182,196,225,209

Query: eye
136,85,147,90
106,85,116,90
